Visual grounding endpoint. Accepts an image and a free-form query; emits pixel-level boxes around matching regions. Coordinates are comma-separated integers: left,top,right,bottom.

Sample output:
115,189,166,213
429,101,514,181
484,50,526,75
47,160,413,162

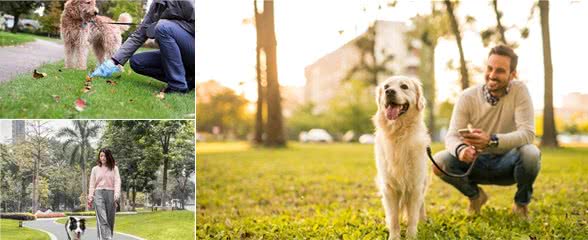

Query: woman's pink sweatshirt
88,165,121,200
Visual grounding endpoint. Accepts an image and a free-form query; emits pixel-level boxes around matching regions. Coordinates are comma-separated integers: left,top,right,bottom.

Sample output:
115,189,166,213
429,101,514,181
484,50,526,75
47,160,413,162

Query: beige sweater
445,80,535,156
88,165,121,200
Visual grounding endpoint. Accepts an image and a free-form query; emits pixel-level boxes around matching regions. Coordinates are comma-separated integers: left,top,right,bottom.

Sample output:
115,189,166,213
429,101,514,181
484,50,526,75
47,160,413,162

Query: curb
23,224,58,240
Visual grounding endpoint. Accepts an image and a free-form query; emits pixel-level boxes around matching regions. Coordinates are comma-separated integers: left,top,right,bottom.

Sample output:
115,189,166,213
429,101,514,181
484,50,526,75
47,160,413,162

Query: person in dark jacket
91,0,195,94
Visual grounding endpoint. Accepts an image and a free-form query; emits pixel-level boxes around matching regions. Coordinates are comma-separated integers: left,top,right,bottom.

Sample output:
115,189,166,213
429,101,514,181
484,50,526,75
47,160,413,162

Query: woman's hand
87,197,93,209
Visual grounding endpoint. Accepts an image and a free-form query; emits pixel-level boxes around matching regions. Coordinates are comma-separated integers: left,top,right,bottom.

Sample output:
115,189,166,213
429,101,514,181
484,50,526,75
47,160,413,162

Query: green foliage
0,219,49,240
196,85,253,139
106,0,145,41
197,142,588,239
38,0,63,36
286,102,327,140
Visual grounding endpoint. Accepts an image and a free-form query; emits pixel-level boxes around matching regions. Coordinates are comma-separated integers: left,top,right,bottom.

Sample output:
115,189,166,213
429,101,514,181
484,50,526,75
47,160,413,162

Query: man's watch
487,134,499,148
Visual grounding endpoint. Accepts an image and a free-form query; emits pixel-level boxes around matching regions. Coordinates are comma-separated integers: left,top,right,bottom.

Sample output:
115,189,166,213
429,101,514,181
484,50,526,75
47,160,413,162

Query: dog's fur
60,0,132,70
65,216,86,240
373,76,430,239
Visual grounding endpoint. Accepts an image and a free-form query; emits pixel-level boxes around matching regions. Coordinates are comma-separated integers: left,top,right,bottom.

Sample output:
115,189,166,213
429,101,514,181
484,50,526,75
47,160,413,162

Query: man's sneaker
468,187,488,215
512,203,529,220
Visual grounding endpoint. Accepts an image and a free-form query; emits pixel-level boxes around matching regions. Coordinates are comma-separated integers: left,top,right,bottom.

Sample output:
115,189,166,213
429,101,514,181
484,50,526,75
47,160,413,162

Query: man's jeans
130,19,195,91
433,144,541,205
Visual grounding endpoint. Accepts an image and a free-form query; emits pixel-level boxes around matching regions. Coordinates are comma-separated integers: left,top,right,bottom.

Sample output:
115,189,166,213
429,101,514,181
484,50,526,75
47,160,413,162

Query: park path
23,218,144,240
0,39,64,83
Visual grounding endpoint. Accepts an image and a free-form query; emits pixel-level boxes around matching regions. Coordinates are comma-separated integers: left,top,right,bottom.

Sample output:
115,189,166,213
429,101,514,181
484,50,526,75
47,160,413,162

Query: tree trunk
132,189,136,212
492,0,508,45
444,0,469,89
81,145,88,211
420,43,438,141
262,0,285,147
162,155,169,206
11,14,20,33
539,0,558,147
254,0,264,144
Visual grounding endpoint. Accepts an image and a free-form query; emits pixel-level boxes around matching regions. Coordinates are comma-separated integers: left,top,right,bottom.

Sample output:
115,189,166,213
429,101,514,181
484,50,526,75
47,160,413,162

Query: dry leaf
85,75,92,82
129,99,134,103
74,98,86,112
106,80,117,86
82,86,92,93
51,95,61,102
33,69,47,79
157,91,165,100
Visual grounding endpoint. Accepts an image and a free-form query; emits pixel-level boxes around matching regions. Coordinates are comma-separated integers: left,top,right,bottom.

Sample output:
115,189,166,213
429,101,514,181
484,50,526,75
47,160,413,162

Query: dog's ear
413,78,426,111
375,85,383,109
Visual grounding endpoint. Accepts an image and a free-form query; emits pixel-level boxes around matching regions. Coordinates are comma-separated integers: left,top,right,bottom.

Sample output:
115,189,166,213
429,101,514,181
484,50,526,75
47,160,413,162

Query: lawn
57,211,194,240
0,219,50,240
0,31,35,46
196,142,588,239
0,58,195,119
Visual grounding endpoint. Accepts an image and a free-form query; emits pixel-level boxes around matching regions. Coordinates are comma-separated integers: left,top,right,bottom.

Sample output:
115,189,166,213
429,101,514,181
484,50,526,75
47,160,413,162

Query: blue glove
90,59,121,78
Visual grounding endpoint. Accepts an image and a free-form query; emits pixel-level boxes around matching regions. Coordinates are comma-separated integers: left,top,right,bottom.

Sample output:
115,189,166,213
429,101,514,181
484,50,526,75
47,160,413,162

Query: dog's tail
117,13,133,32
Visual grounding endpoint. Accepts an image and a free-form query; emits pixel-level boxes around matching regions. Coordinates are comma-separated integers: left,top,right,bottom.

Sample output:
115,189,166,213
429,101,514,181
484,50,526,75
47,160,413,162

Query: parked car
299,129,333,143
358,134,375,144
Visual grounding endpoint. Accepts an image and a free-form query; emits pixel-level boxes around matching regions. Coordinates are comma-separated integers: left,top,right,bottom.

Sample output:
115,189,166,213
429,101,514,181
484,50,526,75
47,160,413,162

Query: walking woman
88,148,121,240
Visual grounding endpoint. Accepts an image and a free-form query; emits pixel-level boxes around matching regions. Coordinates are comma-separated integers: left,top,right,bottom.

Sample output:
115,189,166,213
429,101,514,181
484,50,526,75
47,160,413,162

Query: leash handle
426,146,477,178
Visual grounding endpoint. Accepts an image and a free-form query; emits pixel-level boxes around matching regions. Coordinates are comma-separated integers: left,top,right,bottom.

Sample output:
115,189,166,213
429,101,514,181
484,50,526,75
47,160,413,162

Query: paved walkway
23,218,144,240
0,39,64,83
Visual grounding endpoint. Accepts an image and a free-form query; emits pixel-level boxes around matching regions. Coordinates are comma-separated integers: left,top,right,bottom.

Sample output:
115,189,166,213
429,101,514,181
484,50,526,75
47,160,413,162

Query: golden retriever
373,76,430,239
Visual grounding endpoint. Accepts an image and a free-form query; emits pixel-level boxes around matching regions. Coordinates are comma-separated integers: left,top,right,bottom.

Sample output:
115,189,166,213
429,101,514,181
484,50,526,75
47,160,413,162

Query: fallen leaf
157,91,165,100
129,99,134,103
51,95,61,102
58,69,62,72
74,98,86,112
85,75,92,82
106,80,117,86
110,89,117,94
82,86,92,93
33,69,47,79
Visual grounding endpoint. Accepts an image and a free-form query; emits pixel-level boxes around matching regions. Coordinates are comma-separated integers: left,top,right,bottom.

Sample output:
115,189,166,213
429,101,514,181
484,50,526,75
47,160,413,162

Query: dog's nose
94,11,98,16
385,89,396,96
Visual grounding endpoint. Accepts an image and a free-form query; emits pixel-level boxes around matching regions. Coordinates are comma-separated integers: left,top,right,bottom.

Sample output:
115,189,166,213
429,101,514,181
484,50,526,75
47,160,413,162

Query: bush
0,213,36,220
35,212,65,218
65,211,95,216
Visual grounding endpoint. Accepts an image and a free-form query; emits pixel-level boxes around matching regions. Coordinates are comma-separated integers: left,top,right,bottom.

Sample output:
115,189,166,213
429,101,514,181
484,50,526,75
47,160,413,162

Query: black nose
94,11,98,15
385,89,396,96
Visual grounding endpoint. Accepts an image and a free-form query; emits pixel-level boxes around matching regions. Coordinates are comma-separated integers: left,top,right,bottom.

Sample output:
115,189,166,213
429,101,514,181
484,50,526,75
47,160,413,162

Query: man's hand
90,59,121,78
461,128,491,150
458,146,478,163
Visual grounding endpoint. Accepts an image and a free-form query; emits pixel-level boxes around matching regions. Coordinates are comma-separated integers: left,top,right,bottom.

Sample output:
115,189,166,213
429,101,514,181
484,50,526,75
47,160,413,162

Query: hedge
0,213,36,220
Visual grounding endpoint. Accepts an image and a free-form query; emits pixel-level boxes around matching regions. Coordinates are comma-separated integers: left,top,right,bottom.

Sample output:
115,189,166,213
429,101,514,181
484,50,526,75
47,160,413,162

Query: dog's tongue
77,232,80,238
386,105,401,120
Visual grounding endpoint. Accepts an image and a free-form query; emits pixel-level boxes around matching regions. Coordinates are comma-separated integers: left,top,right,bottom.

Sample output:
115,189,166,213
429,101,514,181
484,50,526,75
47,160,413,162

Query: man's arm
495,84,535,149
112,2,159,65
445,93,471,158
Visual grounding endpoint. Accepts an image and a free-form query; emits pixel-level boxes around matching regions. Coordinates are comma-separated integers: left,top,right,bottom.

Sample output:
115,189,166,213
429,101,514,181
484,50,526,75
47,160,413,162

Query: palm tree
57,121,101,210
539,0,558,147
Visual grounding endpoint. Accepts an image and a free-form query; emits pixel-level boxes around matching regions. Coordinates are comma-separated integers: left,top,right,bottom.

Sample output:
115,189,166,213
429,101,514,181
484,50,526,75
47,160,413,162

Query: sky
195,0,588,109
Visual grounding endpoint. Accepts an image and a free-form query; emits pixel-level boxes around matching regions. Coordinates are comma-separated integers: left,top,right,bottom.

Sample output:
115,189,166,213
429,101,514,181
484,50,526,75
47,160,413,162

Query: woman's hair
97,148,116,170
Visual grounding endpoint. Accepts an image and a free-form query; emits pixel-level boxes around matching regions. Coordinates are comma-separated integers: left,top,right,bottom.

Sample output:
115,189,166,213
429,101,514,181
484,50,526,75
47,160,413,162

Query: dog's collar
81,19,96,28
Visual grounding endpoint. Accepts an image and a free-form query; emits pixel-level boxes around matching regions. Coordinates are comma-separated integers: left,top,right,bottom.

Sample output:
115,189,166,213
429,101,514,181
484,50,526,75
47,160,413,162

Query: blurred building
304,21,419,112
556,92,588,120
11,120,25,144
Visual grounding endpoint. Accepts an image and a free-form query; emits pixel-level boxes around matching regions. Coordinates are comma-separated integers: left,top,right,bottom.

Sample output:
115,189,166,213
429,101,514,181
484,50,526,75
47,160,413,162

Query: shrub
35,212,65,218
0,213,36,220
65,211,96,216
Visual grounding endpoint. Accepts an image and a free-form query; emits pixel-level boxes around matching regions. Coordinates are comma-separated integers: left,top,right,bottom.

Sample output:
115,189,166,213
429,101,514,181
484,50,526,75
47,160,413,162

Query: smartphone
458,128,472,135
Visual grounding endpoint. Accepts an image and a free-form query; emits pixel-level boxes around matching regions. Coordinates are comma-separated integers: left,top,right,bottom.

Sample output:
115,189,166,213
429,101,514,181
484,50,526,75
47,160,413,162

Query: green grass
0,58,195,119
196,142,588,239
0,219,50,240
0,31,36,46
57,211,194,239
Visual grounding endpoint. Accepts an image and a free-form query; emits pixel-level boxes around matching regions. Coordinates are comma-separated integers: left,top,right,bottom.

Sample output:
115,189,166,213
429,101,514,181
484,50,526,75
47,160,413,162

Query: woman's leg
94,190,113,240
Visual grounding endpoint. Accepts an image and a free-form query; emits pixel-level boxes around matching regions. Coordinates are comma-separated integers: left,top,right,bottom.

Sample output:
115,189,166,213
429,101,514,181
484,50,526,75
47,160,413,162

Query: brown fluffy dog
60,0,132,70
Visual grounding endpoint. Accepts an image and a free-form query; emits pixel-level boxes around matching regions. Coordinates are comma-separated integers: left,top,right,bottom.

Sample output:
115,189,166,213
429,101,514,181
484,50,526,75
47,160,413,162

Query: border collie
65,216,86,240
